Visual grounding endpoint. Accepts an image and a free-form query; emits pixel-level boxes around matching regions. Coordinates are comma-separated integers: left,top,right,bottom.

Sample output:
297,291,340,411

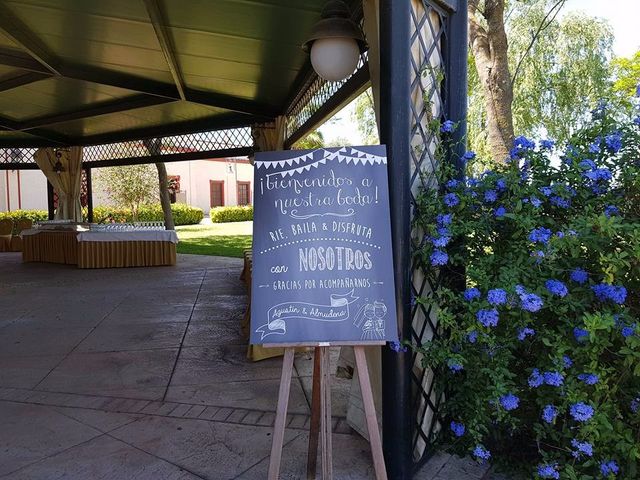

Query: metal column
379,0,413,478
85,167,94,223
46,181,55,220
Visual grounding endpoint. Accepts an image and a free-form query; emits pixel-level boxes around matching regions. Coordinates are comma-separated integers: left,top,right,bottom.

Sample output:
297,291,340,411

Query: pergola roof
0,0,363,148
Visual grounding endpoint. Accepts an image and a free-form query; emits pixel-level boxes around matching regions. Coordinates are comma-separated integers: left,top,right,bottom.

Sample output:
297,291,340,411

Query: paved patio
0,252,496,479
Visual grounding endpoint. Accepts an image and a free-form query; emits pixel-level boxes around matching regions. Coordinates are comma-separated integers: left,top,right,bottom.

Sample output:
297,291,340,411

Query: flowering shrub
414,104,640,478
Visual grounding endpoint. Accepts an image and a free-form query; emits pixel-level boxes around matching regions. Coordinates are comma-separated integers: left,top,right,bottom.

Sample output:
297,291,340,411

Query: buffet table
76,231,178,268
21,227,178,269
22,229,79,265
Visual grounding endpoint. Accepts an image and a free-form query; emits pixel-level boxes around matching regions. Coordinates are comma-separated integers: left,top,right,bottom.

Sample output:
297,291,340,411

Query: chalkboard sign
250,146,398,344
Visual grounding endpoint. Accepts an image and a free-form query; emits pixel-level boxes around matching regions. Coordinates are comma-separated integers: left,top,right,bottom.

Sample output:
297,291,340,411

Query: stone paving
0,252,500,479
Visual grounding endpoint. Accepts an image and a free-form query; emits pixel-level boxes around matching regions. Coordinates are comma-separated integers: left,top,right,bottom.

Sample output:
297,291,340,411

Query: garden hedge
0,210,48,234
209,205,253,223
93,203,203,225
1,203,203,228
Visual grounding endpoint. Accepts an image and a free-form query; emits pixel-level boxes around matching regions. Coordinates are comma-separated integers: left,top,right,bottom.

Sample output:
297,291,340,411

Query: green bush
93,203,203,226
0,209,48,233
413,110,640,478
210,205,253,223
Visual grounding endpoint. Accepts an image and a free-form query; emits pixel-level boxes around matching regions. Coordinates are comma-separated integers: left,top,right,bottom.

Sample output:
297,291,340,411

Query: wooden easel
265,342,388,480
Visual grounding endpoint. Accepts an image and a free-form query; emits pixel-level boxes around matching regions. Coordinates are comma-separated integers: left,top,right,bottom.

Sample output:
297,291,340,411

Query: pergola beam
0,5,60,75
11,95,176,132
143,0,186,101
0,115,71,145
0,71,50,92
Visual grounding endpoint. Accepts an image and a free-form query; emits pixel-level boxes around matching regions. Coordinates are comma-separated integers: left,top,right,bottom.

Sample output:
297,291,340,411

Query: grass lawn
176,221,252,257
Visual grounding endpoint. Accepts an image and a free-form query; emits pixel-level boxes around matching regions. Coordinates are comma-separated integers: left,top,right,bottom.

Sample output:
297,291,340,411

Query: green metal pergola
0,1,469,478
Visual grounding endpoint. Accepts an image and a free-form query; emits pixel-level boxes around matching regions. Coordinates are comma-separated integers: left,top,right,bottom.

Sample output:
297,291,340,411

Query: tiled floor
0,252,498,479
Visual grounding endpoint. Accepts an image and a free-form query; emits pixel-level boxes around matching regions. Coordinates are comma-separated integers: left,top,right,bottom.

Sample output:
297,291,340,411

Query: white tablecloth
76,230,179,244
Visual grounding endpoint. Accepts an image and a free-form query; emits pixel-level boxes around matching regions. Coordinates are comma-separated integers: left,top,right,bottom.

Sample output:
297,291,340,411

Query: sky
319,0,639,145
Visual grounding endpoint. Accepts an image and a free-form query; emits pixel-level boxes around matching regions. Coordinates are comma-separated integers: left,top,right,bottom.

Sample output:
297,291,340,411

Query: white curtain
34,147,83,221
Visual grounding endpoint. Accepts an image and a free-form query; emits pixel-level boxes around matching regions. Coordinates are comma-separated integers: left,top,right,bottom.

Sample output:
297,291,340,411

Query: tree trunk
143,138,175,230
155,162,175,230
468,0,514,162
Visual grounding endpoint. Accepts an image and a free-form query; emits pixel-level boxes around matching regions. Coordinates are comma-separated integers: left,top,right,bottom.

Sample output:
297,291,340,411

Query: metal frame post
46,180,54,220
85,167,94,223
444,0,468,175
379,0,413,478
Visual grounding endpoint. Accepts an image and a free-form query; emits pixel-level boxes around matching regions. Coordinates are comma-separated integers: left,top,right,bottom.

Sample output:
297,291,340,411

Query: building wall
0,170,48,212
165,158,254,213
0,158,253,216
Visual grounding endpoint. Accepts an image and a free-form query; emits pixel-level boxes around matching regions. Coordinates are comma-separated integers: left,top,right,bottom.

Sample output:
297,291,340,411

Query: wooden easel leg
268,347,296,480
354,346,388,480
307,346,321,479
319,346,333,480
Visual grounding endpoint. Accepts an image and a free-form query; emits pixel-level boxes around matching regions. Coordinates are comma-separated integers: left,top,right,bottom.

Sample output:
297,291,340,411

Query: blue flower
446,179,459,189
543,371,564,387
529,196,542,208
570,268,588,284
494,206,507,218
517,327,535,341
514,135,536,150
563,355,573,368
631,398,639,413
545,279,568,297
520,293,544,312
496,178,507,191
450,421,465,437
436,213,453,226
541,404,558,423
436,226,450,237
577,373,599,385
463,150,476,161
571,439,594,458
592,284,627,304
529,227,552,244
447,358,463,372
584,167,612,182
600,460,619,477
605,132,623,152
430,250,449,266
473,445,491,462
467,330,478,343
463,288,481,301
484,190,498,203
443,193,459,207
389,341,408,353
432,236,451,248
539,139,555,150
604,205,620,217
635,116,640,126
539,186,553,197
574,327,589,342
622,324,636,338
579,159,597,170
499,393,519,411
477,309,499,328
487,288,508,306
529,369,544,388
589,138,601,153
550,195,571,209
537,463,560,479
441,120,455,133
570,402,594,422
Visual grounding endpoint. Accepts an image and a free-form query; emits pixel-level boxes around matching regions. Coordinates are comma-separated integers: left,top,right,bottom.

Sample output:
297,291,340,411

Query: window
237,181,251,206
210,180,224,207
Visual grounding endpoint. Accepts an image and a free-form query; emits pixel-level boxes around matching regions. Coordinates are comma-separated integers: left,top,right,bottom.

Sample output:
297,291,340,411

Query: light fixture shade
310,37,360,81
303,0,367,82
